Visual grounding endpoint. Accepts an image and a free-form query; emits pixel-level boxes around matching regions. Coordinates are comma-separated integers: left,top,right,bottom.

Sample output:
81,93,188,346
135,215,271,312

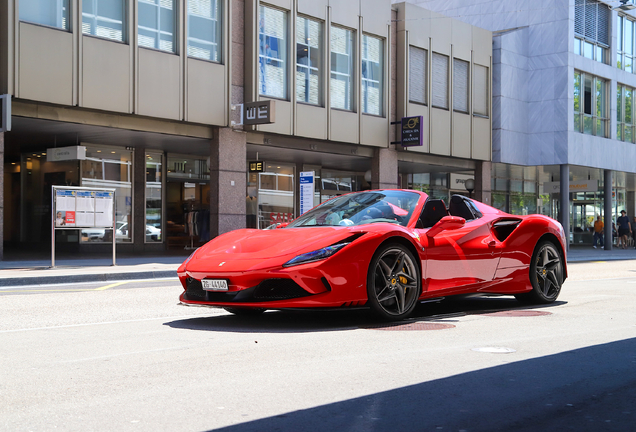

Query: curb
0,270,178,287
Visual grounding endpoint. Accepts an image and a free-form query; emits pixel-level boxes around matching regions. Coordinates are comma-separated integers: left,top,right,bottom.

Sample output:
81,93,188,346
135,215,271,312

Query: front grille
184,277,310,303
185,278,206,300
253,279,310,300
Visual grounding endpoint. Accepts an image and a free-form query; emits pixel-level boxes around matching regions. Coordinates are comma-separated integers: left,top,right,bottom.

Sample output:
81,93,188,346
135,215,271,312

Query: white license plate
201,279,229,291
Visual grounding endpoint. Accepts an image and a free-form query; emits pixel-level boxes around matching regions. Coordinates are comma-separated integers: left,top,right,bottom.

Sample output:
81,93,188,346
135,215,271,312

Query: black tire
367,243,421,320
223,307,266,316
516,240,564,304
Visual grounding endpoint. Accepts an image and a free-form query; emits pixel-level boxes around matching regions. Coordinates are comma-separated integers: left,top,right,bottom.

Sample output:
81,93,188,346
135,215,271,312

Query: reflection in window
82,0,125,42
146,153,162,243
618,83,635,143
362,35,383,116
188,0,222,61
296,16,321,105
258,164,295,229
81,146,133,243
20,0,70,30
331,26,354,111
138,0,176,52
574,71,607,137
259,6,288,99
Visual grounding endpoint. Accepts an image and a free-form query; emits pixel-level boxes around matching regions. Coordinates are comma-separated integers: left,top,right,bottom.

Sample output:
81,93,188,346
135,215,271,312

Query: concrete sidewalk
0,246,634,287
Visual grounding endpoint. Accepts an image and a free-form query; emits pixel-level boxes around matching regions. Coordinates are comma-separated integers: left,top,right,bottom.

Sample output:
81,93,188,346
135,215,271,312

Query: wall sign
401,116,423,147
299,171,315,215
249,161,264,172
47,145,87,162
243,100,276,125
543,180,598,193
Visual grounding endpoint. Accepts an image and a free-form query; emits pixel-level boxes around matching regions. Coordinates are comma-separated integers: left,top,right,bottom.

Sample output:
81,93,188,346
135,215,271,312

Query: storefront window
258,163,295,229
80,145,133,243
146,152,162,243
166,155,210,248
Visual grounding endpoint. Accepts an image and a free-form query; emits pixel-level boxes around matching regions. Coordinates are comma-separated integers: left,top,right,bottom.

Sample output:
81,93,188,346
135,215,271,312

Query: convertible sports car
178,189,567,320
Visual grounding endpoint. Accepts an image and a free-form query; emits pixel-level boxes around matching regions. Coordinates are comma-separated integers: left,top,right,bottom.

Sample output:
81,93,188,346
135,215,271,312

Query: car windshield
287,191,421,228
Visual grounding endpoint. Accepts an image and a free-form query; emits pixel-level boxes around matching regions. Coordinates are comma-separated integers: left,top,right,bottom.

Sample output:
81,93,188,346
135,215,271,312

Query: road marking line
0,313,222,333
94,281,129,291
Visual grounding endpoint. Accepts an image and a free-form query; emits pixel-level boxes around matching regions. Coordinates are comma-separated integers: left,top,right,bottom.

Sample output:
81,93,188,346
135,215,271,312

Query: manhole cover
481,310,552,317
361,322,455,331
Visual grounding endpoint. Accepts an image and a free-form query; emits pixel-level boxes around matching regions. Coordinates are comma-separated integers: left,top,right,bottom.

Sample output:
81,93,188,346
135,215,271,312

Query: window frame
187,0,223,63
137,0,178,53
82,0,127,43
617,14,636,72
473,64,489,118
617,83,635,143
296,15,323,106
330,24,355,112
19,0,71,31
453,58,469,114
573,71,609,138
431,52,449,110
574,0,609,65
361,33,384,117
408,45,428,106
258,4,289,100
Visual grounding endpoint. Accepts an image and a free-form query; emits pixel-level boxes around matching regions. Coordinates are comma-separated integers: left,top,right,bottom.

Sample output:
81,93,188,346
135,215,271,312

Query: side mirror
427,216,465,237
276,222,289,229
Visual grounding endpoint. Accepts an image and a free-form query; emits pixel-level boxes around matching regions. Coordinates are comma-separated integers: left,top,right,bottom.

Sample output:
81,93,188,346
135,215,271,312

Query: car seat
419,199,449,228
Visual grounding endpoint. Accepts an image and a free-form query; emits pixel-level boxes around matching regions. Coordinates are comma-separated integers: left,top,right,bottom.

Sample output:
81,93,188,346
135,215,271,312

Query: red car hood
187,227,362,270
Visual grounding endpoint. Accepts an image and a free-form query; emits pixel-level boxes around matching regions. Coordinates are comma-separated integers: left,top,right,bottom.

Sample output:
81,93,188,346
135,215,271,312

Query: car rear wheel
367,243,421,320
223,307,266,316
516,240,563,304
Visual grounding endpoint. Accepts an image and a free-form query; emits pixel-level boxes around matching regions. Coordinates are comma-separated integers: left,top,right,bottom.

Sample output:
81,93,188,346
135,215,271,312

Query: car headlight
183,248,199,266
283,243,349,267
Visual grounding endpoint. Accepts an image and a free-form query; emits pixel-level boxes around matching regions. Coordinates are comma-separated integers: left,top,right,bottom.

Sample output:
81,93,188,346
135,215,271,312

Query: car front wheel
516,240,564,304
367,243,421,320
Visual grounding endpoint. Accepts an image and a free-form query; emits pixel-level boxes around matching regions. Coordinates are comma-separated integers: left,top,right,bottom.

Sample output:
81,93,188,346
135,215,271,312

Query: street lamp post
465,178,475,198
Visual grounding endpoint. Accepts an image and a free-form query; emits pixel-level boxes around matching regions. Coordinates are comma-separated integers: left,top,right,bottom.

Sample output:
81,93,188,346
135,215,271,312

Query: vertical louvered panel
432,53,448,109
597,3,609,46
453,59,469,113
584,3,597,41
575,0,584,36
409,46,427,104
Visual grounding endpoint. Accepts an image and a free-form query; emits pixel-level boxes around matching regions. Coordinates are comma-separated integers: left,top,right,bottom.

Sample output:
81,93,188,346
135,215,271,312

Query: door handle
488,240,497,248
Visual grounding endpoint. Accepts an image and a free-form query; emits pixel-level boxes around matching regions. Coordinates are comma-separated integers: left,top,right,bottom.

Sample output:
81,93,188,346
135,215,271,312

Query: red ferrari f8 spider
178,190,567,320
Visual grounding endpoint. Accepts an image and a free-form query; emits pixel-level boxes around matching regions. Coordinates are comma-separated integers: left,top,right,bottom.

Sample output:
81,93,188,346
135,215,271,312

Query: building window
473,64,488,117
330,26,354,111
409,46,427,104
20,0,70,30
453,59,469,113
82,0,125,42
259,5,288,100
296,16,322,105
432,53,449,109
574,0,609,64
138,0,176,52
145,152,162,243
361,35,383,116
188,0,222,62
574,71,608,137
618,14,635,72
617,84,635,143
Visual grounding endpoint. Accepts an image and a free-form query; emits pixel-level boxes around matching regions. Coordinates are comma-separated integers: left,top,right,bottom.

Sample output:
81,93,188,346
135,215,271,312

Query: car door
416,218,502,293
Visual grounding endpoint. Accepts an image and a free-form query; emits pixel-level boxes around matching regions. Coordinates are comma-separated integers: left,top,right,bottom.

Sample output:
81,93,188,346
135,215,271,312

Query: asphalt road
1,261,635,432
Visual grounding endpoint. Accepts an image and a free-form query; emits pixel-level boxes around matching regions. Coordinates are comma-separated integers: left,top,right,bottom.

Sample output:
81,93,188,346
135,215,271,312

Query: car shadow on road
204,337,636,432
164,295,567,334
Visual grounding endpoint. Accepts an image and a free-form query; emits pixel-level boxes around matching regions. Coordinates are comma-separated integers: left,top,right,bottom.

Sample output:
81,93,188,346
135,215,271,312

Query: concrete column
560,164,569,251
209,128,247,238
0,132,4,260
604,169,613,251
133,147,146,252
474,161,492,205
372,148,398,190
